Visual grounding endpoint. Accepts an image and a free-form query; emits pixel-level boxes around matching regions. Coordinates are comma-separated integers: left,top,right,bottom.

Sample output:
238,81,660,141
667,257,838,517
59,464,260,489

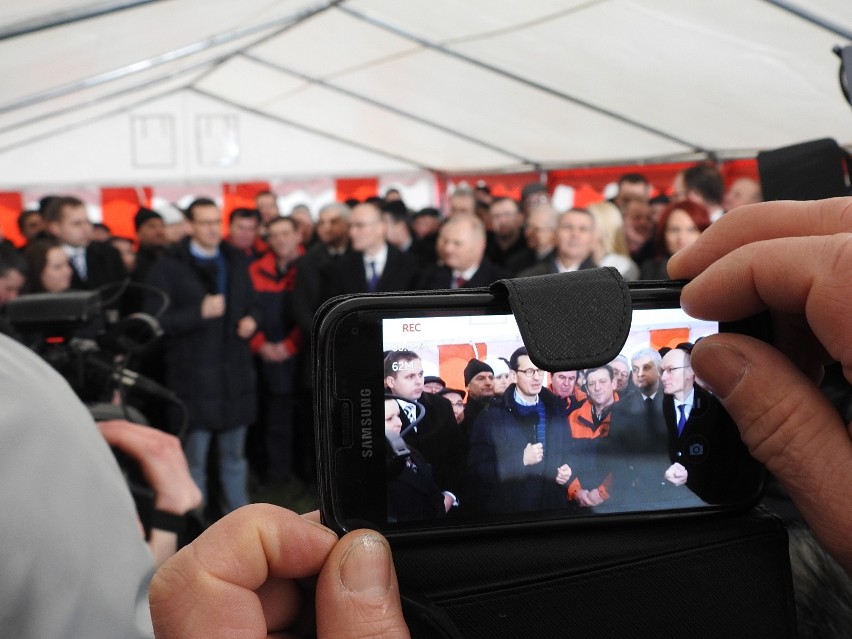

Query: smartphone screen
317,288,764,535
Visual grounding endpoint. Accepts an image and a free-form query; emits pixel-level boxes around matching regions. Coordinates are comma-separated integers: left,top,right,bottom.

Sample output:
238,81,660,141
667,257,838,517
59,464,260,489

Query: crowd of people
0,164,764,519
383,337,753,522
0,163,849,637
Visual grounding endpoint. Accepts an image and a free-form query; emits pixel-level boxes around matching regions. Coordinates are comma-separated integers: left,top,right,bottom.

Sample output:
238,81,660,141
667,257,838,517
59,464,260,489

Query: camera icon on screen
688,442,704,457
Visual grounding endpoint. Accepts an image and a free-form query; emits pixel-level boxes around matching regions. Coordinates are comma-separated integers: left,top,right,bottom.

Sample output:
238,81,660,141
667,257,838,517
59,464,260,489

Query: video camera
2,286,182,430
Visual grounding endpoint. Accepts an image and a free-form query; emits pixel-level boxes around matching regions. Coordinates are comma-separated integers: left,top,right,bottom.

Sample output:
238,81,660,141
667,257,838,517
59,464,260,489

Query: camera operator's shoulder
0,331,64,387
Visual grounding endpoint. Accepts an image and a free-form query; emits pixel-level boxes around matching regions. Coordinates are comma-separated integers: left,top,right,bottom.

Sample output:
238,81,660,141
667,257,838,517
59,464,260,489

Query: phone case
314,268,792,637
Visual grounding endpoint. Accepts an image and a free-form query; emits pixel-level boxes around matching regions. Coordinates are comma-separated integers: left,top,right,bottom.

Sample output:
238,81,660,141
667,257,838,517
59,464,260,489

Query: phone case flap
490,267,631,371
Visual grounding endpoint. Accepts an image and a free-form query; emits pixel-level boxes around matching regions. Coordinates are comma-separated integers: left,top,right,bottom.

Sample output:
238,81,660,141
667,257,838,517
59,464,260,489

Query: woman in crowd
587,201,639,280
639,200,710,280
22,238,73,294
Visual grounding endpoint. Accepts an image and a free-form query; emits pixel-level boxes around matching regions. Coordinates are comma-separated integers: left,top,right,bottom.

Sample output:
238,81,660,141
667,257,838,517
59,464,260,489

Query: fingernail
339,534,392,596
693,340,748,400
305,518,340,539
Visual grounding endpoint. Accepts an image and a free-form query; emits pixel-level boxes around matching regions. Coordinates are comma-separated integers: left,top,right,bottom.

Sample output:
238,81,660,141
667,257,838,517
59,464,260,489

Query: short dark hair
585,365,614,380
509,346,529,371
683,164,724,205
381,199,408,218
17,210,41,234
42,196,85,225
267,216,298,232
185,198,217,221
229,207,261,226
383,350,421,378
0,251,26,279
617,172,649,187
93,222,111,234
255,190,275,200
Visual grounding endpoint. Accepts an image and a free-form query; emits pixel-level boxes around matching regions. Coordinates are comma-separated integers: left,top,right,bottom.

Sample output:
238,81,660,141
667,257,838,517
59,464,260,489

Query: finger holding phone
668,196,852,574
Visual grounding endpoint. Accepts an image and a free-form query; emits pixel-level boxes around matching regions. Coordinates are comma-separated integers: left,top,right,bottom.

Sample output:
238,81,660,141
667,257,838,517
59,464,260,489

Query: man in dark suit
325,201,419,297
43,196,126,293
289,201,351,485
518,208,596,277
658,344,751,505
384,350,465,514
418,213,511,290
382,200,435,267
485,197,528,269
605,348,669,510
291,201,351,338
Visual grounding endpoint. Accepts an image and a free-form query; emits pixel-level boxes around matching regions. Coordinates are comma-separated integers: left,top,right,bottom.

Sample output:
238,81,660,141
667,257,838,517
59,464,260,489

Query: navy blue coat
145,239,260,432
467,385,572,514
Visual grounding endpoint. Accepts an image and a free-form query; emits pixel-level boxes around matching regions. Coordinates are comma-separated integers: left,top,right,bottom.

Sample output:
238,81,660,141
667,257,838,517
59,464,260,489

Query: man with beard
467,347,572,514
485,197,527,269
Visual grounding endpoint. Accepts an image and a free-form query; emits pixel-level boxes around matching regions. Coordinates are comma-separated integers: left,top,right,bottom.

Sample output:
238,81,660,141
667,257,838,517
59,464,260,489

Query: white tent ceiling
1,0,850,188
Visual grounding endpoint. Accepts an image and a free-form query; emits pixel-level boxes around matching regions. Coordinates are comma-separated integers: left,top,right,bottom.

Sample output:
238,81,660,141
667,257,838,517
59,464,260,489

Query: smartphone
315,282,766,537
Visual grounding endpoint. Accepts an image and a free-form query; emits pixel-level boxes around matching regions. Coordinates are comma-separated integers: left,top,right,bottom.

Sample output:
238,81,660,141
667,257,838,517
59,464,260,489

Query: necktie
367,260,379,292
677,404,687,436
403,402,417,424
454,276,466,289
72,249,87,281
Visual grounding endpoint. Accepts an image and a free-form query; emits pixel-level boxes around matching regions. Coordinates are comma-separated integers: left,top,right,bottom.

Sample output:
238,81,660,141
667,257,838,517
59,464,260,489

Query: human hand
575,489,595,507
586,488,605,505
668,197,852,573
237,315,257,339
443,493,454,513
201,293,226,319
98,419,203,567
523,442,544,466
150,505,410,638
97,420,201,515
259,341,286,362
664,462,688,487
554,463,572,485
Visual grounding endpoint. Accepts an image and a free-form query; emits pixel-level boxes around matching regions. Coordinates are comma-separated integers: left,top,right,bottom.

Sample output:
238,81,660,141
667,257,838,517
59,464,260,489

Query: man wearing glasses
660,345,704,488
466,347,573,514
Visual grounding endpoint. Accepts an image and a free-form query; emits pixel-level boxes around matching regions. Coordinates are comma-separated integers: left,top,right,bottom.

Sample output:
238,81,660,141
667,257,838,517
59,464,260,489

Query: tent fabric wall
0,1,848,191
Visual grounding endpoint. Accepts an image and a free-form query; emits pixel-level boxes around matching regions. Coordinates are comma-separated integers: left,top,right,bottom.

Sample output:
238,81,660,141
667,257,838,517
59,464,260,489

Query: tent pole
762,0,852,41
337,5,706,154
0,1,340,116
0,1,160,41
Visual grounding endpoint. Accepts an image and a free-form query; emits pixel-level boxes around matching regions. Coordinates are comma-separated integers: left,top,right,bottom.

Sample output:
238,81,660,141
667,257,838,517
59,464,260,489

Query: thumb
315,530,410,639
691,335,852,573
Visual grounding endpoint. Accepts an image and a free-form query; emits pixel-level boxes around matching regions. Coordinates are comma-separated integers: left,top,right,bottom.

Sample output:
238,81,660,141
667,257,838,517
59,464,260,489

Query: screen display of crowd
381,309,724,524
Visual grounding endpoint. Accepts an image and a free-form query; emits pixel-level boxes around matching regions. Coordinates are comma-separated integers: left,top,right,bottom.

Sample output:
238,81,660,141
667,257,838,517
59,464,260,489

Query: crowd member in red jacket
248,216,304,490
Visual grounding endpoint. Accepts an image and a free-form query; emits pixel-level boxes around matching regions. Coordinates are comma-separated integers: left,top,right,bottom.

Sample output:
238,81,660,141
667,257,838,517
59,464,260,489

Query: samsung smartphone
315,282,767,538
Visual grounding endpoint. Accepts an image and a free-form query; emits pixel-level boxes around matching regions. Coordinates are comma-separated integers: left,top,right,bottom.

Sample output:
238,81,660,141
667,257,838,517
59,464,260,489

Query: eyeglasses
516,367,544,378
660,366,689,375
